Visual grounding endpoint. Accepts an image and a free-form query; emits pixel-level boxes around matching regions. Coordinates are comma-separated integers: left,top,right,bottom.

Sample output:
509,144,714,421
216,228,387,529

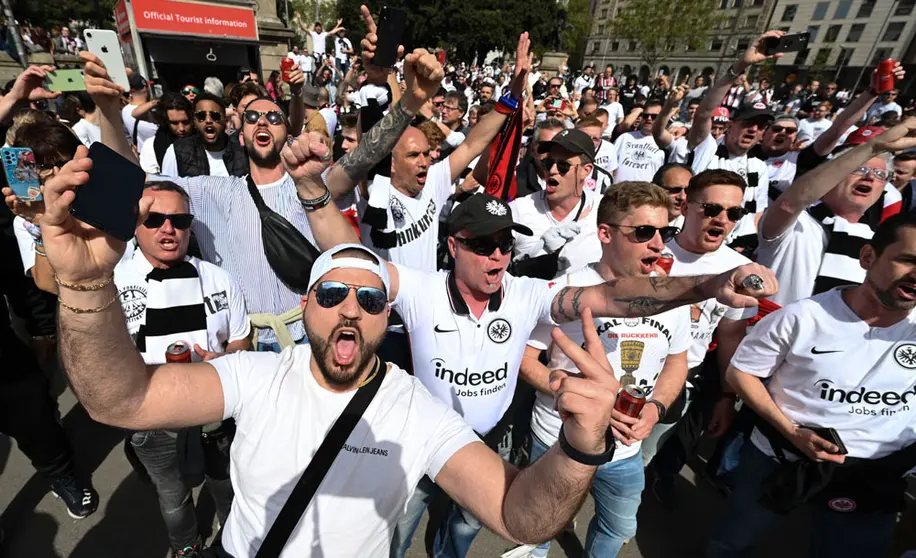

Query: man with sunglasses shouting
112,180,250,557
286,130,779,558
160,92,249,178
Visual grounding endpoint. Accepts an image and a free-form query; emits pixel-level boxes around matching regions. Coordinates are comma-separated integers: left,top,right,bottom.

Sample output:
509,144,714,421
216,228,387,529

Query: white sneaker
501,544,540,558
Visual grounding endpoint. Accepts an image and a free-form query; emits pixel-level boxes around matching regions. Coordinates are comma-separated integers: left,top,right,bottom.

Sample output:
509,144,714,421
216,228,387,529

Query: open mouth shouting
416,170,428,186
852,182,874,198
203,124,218,142
704,226,726,244
484,265,505,287
639,255,659,274
896,281,916,301
158,236,180,252
254,128,273,147
545,177,561,194
332,326,361,366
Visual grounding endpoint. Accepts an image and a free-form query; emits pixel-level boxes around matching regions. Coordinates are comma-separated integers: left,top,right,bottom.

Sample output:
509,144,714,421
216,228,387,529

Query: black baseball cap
537,129,596,163
128,73,148,91
733,101,774,123
448,194,533,237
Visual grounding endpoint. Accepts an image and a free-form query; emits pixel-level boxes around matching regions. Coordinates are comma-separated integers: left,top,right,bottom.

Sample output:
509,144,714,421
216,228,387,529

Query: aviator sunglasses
313,281,388,314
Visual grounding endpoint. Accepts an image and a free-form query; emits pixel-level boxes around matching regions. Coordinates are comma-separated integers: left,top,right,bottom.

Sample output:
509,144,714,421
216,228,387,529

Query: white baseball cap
306,243,391,295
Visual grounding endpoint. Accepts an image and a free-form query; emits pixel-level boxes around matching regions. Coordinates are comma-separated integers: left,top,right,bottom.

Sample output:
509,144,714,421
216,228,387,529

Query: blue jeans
391,475,442,557
529,435,644,558
707,442,897,558
255,336,307,353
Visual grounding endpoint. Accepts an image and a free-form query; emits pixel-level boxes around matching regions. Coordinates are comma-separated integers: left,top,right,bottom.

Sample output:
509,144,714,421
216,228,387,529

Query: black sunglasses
194,110,223,123
313,281,387,314
244,109,286,125
433,101,445,107
771,125,797,134
641,113,658,120
455,235,515,256
661,186,686,194
181,87,200,95
143,212,194,230
538,158,577,175
690,201,748,222
607,224,679,243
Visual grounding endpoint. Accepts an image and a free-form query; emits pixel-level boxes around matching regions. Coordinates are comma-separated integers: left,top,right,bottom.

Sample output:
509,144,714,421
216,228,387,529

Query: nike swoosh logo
434,325,458,333
811,347,843,355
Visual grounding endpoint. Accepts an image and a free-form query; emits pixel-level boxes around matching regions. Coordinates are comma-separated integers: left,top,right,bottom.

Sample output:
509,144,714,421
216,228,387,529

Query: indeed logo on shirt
432,358,508,398
816,379,916,416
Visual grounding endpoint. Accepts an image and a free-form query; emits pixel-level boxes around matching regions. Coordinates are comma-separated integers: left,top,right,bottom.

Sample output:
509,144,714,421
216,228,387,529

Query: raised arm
437,308,615,544
81,51,139,165
40,147,224,431
810,63,905,157
287,62,306,136
653,84,689,150
761,117,916,240
327,19,345,35
0,65,61,123
448,33,530,184
612,105,642,139
549,264,777,324
687,30,785,150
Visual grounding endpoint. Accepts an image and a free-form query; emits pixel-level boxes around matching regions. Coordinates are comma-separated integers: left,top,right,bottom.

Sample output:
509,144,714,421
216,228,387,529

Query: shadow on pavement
1,512,62,558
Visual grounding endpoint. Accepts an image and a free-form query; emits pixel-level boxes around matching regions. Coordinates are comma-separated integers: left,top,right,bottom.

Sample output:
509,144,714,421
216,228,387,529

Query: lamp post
1,0,28,66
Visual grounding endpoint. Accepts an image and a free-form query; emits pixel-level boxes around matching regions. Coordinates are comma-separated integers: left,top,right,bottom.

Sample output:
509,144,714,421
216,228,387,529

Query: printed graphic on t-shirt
391,198,437,247
619,144,659,172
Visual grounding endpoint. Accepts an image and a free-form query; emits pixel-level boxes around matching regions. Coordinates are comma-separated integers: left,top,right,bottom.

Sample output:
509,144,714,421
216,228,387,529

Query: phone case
83,29,130,91
374,7,408,68
45,69,86,92
1,147,42,201
69,143,145,242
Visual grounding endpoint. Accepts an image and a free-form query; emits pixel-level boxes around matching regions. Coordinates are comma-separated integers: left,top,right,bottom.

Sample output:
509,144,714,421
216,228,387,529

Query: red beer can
656,255,675,275
280,57,295,83
876,59,895,93
166,341,192,364
615,385,647,418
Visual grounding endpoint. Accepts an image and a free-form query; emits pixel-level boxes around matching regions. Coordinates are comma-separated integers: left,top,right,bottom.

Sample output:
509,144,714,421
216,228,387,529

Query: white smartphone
83,29,130,91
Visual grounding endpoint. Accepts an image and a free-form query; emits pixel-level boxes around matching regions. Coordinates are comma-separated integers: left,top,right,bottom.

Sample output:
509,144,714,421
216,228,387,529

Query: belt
248,306,304,349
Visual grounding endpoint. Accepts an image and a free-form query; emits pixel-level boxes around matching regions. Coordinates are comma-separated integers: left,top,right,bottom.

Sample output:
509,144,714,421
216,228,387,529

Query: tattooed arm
549,264,778,323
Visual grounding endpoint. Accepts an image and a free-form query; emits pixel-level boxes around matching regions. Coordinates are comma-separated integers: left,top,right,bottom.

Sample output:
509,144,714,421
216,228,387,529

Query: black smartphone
804,425,849,455
762,32,810,55
70,143,146,242
374,6,408,68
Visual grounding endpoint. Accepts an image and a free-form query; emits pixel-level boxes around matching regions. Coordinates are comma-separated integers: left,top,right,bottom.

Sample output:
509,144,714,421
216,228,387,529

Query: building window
736,39,750,52
871,47,893,65
777,26,790,33
629,40,638,51
734,0,743,7
598,24,606,34
895,0,914,15
846,23,865,42
836,47,854,66
745,15,758,28
592,42,602,54
857,0,876,17
720,0,729,7
611,41,619,51
711,39,724,51
794,48,810,65
834,0,851,18
824,24,841,42
600,8,608,18
812,1,829,20
781,4,798,21
752,0,764,5
814,48,831,65
807,25,820,42
882,21,906,42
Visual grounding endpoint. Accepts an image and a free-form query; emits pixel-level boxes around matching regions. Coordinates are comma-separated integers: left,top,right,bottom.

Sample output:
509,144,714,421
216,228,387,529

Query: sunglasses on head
181,87,200,95
771,125,797,134
538,157,577,175
243,109,286,125
607,223,679,243
455,235,515,256
690,201,748,222
143,212,194,230
194,110,222,123
313,281,387,314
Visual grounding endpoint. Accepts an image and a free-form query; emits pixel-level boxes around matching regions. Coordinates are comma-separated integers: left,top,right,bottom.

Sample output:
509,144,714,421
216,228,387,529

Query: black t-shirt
619,85,639,113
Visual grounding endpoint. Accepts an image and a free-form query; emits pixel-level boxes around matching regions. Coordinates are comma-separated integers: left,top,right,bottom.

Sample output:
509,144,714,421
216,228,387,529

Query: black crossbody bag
251,358,387,558
246,175,321,293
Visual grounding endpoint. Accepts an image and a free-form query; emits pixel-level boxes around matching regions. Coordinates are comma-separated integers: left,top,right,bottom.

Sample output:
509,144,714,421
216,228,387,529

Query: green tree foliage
607,0,725,68
288,0,339,39
13,0,117,29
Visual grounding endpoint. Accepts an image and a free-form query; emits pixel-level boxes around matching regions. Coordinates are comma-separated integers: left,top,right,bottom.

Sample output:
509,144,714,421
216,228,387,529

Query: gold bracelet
55,274,114,292
59,292,120,314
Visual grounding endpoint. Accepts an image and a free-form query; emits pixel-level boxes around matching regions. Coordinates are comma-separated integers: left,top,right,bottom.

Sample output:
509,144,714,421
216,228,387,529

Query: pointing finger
360,5,377,35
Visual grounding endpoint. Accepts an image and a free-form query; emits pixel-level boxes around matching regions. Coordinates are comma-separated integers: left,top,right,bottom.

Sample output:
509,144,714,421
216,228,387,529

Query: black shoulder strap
254,358,388,558
246,175,272,217
132,117,140,146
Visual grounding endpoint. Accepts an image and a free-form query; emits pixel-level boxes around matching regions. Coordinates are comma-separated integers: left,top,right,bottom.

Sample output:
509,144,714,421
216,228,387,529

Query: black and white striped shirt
162,173,315,344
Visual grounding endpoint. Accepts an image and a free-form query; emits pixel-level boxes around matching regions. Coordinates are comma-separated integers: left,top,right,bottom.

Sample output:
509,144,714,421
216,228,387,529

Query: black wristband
558,425,615,466
297,187,332,210
647,399,667,422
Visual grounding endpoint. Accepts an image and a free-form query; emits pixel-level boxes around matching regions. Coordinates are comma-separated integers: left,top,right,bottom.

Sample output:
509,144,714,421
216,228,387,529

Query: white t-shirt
114,250,250,358
866,101,902,123
599,102,624,124
356,160,453,273
213,346,479,558
613,130,665,183
732,288,916,460
309,30,329,56
667,137,690,164
689,134,769,242
393,266,560,433
509,189,602,277
159,144,230,178
139,136,161,174
71,118,100,147
122,103,158,147
334,36,352,62
594,139,618,175
757,210,870,308
661,239,756,369
320,107,338,137
797,118,831,145
573,75,595,94
528,265,691,460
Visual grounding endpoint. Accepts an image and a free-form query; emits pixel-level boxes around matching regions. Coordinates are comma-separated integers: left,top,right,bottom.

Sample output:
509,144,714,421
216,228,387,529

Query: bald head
392,127,432,198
